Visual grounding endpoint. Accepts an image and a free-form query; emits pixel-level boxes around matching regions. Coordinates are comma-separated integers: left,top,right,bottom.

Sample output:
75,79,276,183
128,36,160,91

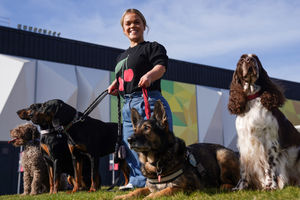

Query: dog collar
247,90,262,100
40,129,55,135
147,169,184,184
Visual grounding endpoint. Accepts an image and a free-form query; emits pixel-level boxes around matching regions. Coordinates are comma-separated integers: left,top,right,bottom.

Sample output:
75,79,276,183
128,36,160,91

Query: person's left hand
138,74,152,88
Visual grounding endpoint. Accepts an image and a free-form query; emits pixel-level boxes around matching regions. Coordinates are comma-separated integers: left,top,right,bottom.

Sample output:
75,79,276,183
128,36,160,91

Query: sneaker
119,183,134,191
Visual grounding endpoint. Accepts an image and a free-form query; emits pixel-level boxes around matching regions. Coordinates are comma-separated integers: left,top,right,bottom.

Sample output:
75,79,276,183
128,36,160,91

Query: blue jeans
122,90,173,187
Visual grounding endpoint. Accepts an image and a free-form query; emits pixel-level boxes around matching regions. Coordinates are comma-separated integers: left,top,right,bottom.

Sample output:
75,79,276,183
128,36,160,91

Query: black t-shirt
115,41,168,96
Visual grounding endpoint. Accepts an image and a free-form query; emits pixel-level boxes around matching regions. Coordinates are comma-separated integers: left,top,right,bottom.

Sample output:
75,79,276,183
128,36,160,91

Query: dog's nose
127,136,135,144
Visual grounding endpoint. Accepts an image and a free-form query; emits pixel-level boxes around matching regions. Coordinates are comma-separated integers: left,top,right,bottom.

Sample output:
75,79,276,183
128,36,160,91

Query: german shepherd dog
114,100,240,199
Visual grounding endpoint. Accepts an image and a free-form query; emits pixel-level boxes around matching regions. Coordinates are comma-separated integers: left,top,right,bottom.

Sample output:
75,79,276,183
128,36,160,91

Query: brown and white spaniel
228,54,300,190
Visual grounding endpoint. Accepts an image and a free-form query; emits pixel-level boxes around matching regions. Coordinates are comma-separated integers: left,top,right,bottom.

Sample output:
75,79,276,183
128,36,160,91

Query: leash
77,89,109,122
142,87,151,119
107,93,124,191
55,89,109,145
108,88,151,191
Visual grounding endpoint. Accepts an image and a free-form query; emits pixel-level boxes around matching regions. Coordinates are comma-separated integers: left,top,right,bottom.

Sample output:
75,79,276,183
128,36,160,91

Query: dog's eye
144,125,151,131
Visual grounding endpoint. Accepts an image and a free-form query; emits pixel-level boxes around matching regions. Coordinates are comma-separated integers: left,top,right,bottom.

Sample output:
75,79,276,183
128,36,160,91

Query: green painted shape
161,79,174,94
172,112,187,126
175,96,184,110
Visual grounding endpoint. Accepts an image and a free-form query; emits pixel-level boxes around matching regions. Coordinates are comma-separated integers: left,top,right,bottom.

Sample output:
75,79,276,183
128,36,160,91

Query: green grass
1,186,300,200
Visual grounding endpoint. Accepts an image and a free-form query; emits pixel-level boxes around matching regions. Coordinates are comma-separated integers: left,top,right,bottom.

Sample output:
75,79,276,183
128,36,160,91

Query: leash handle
142,87,151,119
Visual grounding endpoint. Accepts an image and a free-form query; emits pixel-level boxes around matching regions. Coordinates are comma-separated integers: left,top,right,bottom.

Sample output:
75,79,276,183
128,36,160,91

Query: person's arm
138,64,166,88
107,79,118,96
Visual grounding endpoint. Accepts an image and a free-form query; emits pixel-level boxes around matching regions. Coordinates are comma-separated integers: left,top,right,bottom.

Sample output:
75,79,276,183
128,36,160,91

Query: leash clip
188,153,197,167
55,125,64,133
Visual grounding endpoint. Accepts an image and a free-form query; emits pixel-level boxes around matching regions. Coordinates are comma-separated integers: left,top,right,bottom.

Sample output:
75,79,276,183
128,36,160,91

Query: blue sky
1,0,300,83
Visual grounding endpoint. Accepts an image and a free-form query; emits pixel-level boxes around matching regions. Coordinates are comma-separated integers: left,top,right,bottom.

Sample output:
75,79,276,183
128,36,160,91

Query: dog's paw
263,179,278,190
113,194,128,200
220,184,235,190
232,179,248,191
264,183,278,191
143,194,156,199
232,187,241,191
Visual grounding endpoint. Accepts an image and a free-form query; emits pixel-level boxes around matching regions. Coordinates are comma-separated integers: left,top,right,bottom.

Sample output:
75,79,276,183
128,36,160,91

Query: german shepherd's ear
153,100,168,129
131,108,142,130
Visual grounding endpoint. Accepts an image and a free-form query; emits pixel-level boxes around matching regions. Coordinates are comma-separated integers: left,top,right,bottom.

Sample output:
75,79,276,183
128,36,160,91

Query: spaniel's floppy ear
227,55,248,115
231,70,240,86
252,54,262,68
153,100,169,129
131,108,142,130
231,54,248,86
252,54,286,110
252,54,270,84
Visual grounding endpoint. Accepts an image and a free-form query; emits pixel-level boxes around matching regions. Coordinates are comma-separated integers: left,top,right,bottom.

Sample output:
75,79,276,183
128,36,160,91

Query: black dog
17,104,74,193
36,99,129,192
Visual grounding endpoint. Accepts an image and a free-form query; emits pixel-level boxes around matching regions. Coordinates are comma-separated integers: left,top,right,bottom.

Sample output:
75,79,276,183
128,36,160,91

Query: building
1,25,300,194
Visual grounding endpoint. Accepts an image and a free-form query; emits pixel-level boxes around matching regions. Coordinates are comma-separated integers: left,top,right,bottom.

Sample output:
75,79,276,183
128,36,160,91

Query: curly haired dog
228,54,300,190
9,123,49,195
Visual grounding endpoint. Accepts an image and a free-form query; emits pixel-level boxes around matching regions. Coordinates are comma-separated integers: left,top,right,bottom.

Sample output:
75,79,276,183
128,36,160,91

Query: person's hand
108,80,118,96
138,74,152,88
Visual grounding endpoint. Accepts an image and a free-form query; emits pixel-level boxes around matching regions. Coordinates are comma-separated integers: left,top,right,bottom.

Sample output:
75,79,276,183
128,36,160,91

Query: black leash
77,89,109,122
55,89,109,145
115,93,123,162
107,93,124,191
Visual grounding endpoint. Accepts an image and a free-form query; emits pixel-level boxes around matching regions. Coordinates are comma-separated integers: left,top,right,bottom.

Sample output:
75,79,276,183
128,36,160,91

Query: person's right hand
108,80,118,96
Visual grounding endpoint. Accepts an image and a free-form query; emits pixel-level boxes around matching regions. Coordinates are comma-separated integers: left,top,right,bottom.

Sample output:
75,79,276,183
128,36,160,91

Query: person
107,8,173,190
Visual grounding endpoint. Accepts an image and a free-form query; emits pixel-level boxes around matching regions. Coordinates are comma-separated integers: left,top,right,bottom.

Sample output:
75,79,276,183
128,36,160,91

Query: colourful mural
161,80,198,145
280,99,300,126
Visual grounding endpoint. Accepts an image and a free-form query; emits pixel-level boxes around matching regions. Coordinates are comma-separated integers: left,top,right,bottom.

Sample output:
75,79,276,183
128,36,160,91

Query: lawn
1,186,300,200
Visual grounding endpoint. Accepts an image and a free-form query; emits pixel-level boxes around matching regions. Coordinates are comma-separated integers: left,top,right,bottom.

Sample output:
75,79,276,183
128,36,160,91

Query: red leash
142,87,151,119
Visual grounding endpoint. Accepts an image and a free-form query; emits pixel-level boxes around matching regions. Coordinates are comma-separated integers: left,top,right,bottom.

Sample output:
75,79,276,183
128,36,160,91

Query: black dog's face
37,99,77,127
128,100,173,153
16,103,42,122
33,101,59,125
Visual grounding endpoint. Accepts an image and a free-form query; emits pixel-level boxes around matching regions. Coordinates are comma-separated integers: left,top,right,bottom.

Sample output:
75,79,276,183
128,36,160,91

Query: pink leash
142,87,151,119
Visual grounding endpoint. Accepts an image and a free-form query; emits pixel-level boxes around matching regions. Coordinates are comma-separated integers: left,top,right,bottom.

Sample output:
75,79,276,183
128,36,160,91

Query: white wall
196,85,237,151
0,54,110,141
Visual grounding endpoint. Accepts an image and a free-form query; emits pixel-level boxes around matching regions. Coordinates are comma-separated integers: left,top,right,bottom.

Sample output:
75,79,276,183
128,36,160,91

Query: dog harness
148,169,184,184
186,150,206,177
147,148,206,184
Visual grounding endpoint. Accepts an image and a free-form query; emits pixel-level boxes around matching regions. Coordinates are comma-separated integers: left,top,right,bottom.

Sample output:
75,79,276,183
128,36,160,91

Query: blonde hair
120,8,149,31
